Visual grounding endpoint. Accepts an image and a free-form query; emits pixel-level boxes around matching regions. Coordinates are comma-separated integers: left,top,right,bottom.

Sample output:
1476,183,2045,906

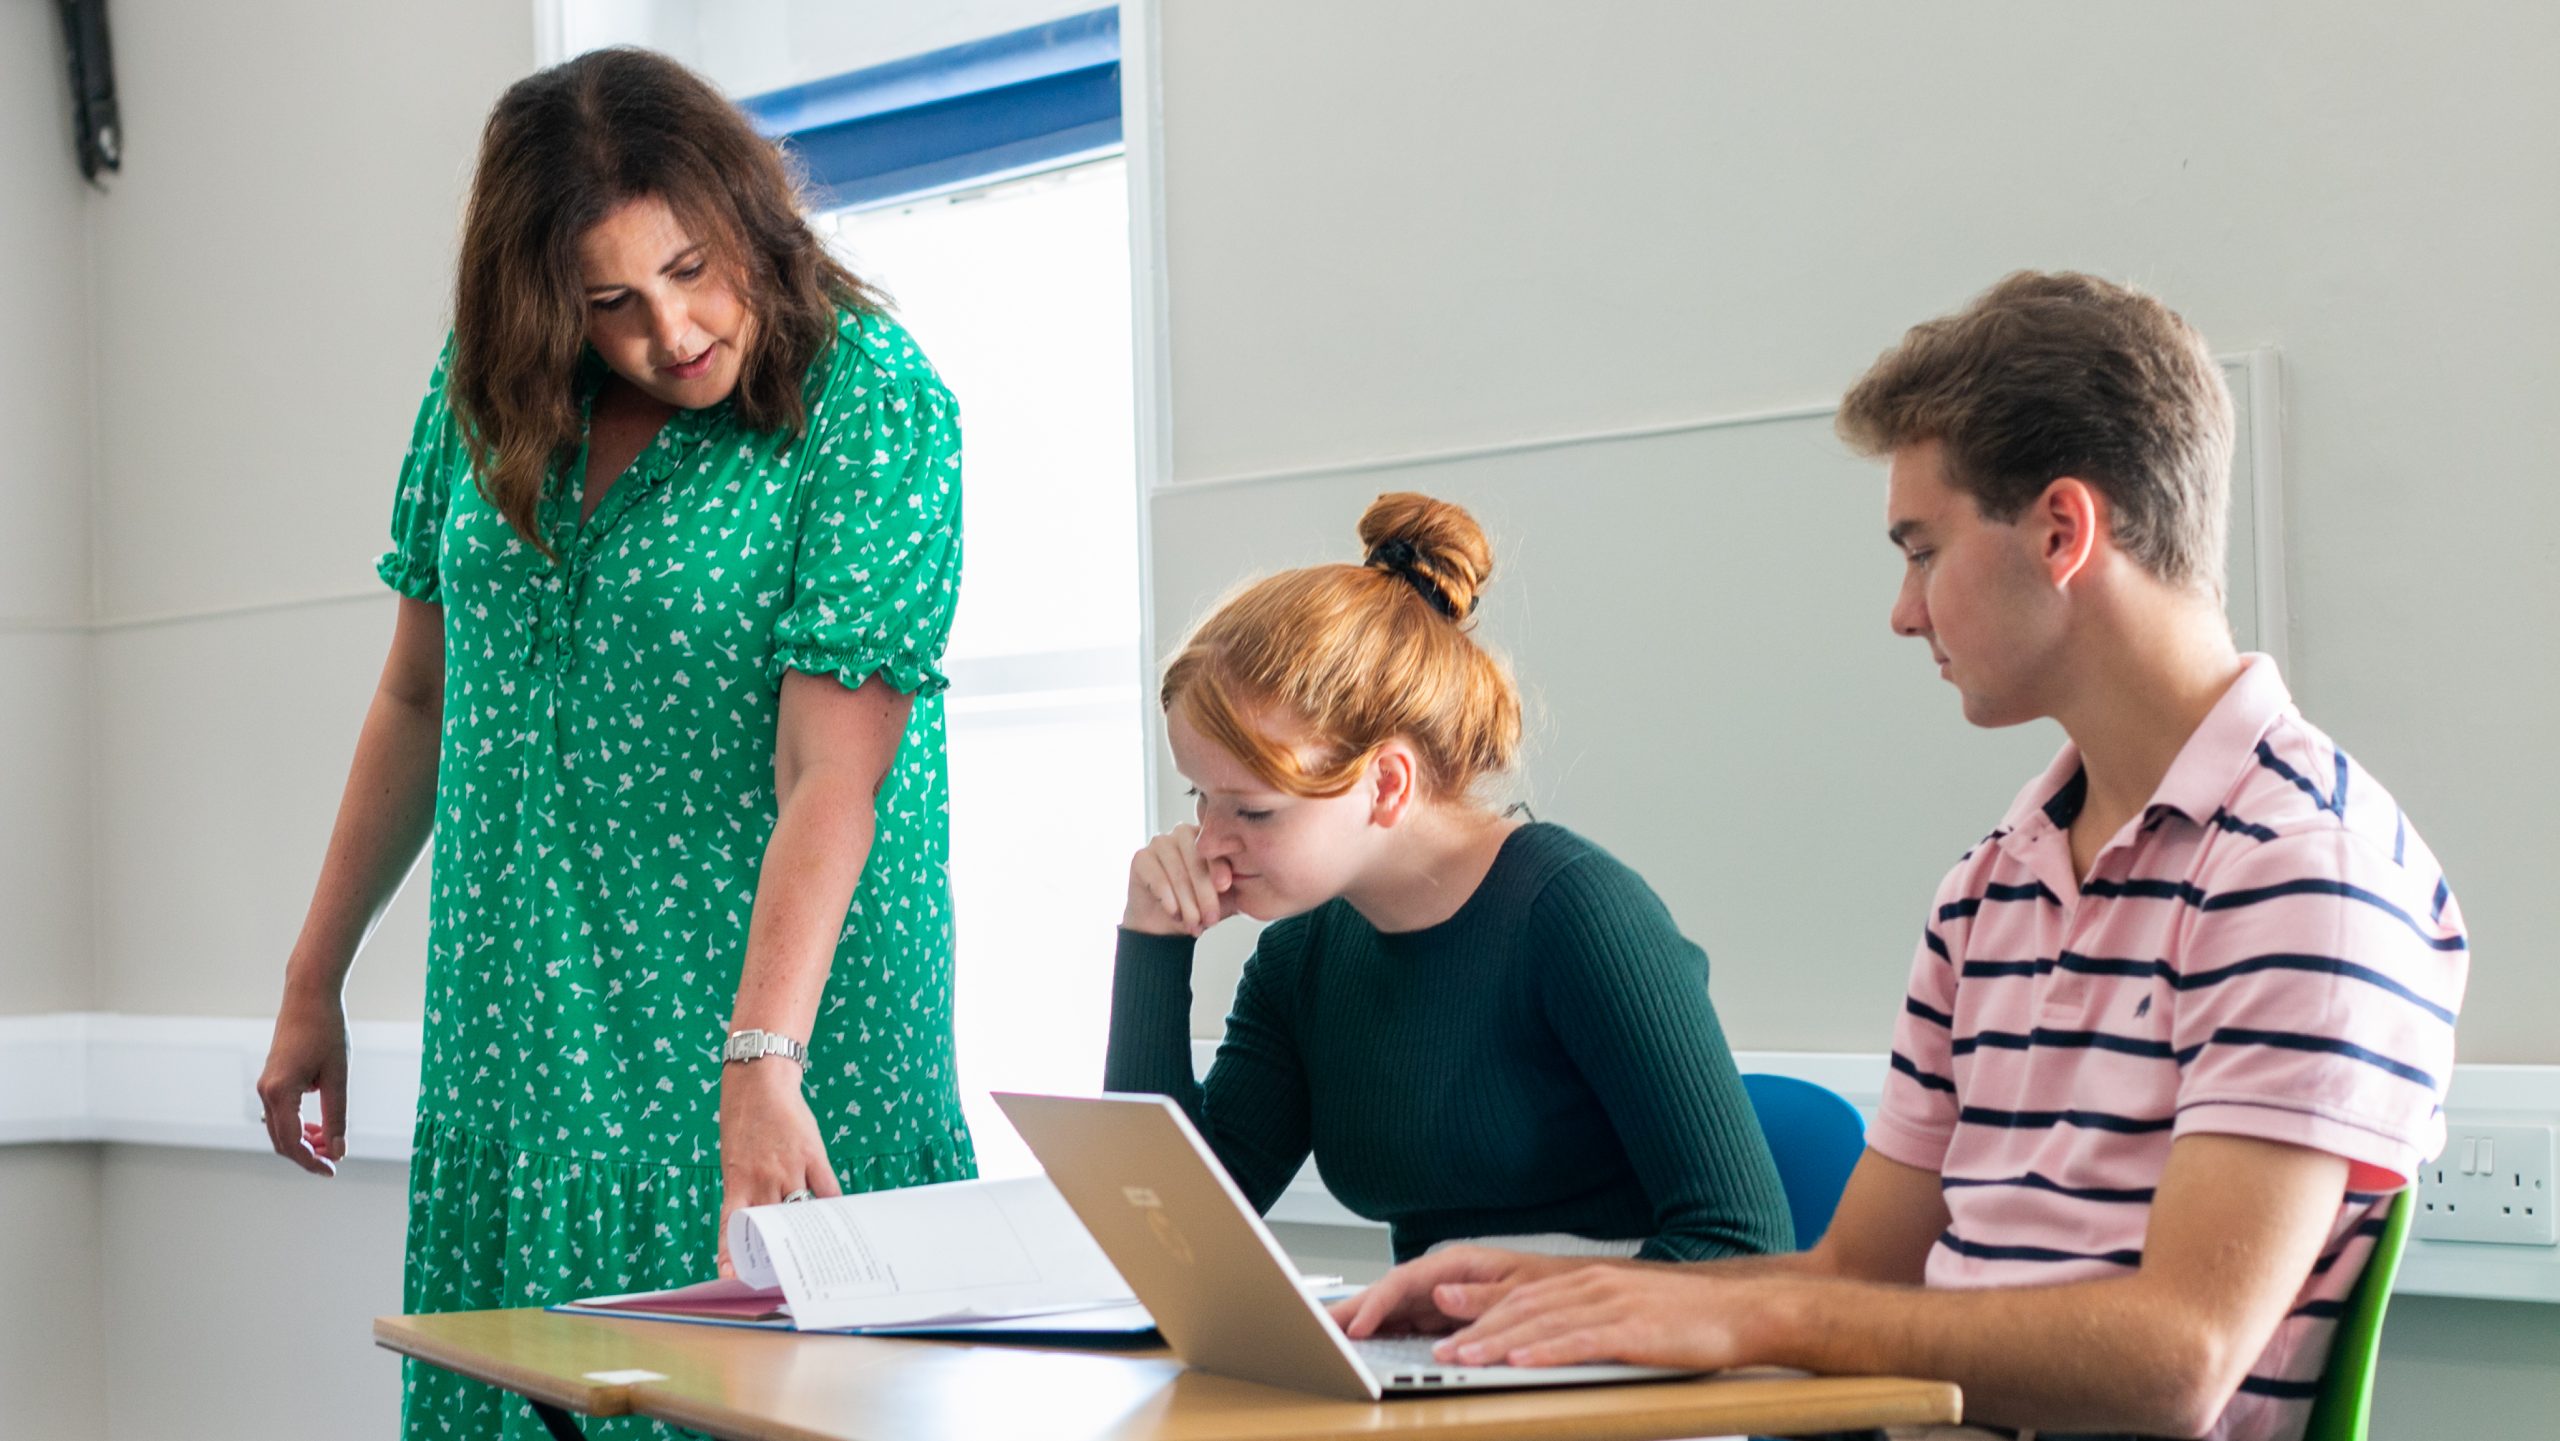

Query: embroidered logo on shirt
2133,994,2153,1019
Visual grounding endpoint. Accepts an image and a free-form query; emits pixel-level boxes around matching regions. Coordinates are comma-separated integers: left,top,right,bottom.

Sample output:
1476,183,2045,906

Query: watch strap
722,1028,809,1068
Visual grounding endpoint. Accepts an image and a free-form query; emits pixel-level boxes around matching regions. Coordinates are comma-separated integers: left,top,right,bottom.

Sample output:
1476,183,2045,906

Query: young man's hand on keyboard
1330,1246,1587,1339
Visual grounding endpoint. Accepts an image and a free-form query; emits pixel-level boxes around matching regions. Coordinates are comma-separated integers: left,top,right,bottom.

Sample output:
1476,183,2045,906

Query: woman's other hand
715,1058,842,1277
257,993,351,1175
1122,823,1240,938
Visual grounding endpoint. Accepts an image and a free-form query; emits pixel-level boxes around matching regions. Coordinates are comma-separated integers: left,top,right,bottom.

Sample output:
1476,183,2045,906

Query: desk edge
372,1315,637,1416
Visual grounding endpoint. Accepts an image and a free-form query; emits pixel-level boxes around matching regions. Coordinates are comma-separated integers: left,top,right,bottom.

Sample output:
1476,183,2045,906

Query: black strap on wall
59,0,122,184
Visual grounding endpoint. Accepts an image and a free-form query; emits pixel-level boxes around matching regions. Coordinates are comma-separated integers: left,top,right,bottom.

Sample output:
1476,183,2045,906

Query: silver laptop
993,1090,1697,1401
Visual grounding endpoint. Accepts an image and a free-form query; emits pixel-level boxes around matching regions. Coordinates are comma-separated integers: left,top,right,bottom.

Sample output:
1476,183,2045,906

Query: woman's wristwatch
722,1028,810,1069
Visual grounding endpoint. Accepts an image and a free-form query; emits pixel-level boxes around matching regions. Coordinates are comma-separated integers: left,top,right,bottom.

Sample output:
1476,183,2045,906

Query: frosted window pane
947,695,1147,1178
829,161,1139,663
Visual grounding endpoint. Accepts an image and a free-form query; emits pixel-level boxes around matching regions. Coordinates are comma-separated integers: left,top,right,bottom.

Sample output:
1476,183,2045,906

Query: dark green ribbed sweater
1105,823,1792,1263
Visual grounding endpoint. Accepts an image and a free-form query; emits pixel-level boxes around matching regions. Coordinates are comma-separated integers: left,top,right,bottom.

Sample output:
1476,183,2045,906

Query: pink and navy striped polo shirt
1869,656,2468,1441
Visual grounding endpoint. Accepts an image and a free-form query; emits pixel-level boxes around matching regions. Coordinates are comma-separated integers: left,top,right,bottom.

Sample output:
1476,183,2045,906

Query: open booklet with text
560,1175,1145,1334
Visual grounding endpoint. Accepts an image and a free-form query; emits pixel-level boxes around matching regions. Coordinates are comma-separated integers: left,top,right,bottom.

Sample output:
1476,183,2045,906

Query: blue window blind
739,8,1121,211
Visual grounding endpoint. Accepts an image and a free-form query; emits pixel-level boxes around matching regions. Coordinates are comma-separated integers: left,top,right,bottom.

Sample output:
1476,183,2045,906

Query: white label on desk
582,1369,669,1384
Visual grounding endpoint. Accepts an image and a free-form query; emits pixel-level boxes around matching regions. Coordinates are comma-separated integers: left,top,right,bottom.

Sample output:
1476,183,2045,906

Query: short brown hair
1162,493,1520,802
450,47,888,557
1836,271,2234,596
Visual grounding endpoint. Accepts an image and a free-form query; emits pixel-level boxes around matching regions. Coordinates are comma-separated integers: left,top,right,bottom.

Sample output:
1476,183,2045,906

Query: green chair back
2301,1188,2417,1441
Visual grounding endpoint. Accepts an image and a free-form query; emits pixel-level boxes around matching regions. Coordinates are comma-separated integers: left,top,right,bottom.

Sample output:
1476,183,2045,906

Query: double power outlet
2413,1122,2556,1246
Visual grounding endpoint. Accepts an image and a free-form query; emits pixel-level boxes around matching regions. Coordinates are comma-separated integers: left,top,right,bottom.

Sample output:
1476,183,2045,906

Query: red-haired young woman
1112,492,1791,1266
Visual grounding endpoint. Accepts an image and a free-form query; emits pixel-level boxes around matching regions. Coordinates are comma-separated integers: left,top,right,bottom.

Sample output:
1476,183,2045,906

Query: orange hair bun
1161,492,1520,801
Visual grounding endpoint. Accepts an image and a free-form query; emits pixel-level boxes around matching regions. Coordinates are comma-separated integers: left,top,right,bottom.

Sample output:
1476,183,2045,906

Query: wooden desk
378,1308,1962,1441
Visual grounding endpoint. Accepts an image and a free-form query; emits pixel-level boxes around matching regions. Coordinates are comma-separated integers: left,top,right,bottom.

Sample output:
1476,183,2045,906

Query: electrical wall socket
2413,1122,2556,1245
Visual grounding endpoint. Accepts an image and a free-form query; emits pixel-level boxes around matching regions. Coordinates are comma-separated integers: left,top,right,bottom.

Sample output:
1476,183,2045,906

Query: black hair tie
1365,538,1464,620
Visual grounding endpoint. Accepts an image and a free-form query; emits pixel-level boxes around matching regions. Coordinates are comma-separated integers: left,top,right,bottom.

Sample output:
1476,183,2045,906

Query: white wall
93,603,435,1019
0,1,96,625
84,0,530,1015
0,630,94,1015
1149,0,2560,1062
0,4,525,1439
2370,1294,2560,1438
1,0,98,1016
1,2,102,1433
96,1149,411,1440
86,2,504,625
1145,0,2560,1428
0,1148,106,1439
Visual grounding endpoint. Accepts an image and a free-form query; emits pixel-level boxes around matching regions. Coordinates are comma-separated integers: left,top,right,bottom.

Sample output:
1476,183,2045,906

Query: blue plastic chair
1740,1073,1867,1250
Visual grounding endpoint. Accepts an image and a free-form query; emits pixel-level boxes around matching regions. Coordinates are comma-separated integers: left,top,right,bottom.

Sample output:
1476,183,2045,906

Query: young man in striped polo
1335,272,2468,1441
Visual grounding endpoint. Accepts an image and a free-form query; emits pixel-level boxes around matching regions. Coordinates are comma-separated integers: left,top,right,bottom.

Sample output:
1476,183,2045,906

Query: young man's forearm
1741,1272,2234,1437
1673,1246,1851,1281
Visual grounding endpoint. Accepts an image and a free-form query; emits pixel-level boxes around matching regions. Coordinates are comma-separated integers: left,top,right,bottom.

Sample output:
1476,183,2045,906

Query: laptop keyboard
1353,1335,1488,1371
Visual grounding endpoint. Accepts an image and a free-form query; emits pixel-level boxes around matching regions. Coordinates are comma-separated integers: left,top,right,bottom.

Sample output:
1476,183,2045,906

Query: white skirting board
0,1013,422,1158
0,1013,2549,1303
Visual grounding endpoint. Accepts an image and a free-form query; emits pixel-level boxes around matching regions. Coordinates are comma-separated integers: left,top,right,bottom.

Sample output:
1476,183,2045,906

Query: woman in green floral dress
255,49,972,1438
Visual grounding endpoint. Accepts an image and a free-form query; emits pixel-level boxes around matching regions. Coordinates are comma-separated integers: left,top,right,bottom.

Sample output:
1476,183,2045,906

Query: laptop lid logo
1122,1185,1196,1265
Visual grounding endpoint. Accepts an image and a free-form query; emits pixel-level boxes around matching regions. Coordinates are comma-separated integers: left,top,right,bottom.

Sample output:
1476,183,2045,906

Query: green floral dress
379,308,974,1441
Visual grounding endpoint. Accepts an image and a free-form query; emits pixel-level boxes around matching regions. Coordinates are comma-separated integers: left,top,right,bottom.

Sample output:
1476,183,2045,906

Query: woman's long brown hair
449,47,885,558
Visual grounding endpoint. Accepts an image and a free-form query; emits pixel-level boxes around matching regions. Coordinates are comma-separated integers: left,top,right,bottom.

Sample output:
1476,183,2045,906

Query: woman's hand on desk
715,1058,841,1277
1122,824,1241,938
256,992,351,1176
